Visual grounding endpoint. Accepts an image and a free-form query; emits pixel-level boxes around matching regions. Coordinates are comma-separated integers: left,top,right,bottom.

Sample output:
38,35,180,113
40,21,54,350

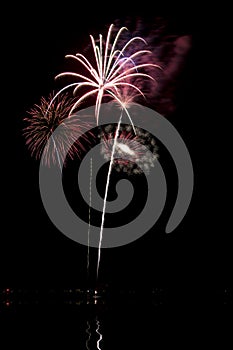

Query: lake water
1,287,232,348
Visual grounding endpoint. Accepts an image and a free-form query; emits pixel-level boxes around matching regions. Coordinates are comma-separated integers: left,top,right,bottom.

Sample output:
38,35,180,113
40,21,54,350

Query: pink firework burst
49,23,161,132
23,92,94,167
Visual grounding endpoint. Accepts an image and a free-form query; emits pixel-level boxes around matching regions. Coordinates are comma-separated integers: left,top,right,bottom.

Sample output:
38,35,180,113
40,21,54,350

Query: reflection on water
0,287,232,348
85,318,103,350
86,320,91,350
0,287,167,349
1,287,232,308
96,318,103,350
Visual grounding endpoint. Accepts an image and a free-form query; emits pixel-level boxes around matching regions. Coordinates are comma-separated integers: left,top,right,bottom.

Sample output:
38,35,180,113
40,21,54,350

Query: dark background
1,1,231,299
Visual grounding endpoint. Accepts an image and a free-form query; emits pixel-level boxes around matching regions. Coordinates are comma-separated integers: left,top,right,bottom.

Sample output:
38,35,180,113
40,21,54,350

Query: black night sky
1,1,231,304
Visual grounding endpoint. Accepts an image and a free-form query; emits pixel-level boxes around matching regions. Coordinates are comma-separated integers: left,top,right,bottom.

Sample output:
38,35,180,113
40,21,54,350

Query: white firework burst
100,124,159,175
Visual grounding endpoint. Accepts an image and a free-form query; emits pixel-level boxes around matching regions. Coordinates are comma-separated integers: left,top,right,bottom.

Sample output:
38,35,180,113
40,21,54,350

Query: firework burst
49,23,161,131
23,92,94,168
100,124,159,175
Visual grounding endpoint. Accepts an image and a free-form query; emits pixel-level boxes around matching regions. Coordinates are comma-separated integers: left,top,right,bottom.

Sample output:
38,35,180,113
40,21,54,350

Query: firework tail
87,157,93,282
97,110,124,278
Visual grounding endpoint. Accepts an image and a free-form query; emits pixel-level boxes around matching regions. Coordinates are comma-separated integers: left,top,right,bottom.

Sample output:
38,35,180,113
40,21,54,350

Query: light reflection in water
86,317,103,350
96,317,103,350
85,317,103,350
85,321,91,350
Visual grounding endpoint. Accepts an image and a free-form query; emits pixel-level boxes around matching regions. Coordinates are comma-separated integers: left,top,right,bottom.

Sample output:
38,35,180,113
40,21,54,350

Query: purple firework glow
112,16,192,116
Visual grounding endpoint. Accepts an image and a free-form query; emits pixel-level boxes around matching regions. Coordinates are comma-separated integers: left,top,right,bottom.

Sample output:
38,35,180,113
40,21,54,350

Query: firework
49,23,160,131
24,23,161,280
23,92,94,168
99,124,159,175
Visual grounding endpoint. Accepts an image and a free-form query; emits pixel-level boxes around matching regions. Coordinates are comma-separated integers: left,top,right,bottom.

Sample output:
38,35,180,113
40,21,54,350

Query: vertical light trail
87,157,93,281
97,111,123,278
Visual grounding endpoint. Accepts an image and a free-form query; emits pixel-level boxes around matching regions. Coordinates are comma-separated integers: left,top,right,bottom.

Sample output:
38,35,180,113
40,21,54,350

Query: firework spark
49,23,160,131
23,92,94,168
